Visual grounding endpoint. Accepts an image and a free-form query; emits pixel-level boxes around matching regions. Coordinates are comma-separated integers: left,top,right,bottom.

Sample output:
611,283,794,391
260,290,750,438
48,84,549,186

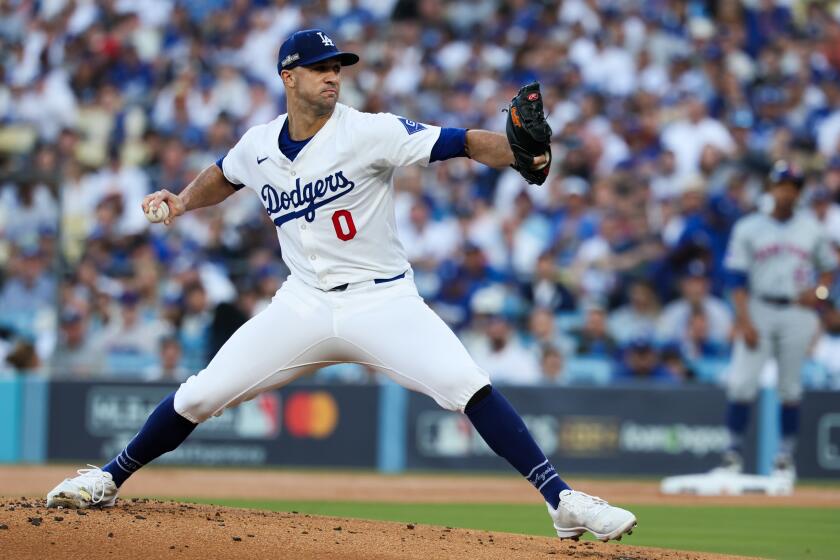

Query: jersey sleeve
362,113,442,168
724,218,751,273
217,128,256,189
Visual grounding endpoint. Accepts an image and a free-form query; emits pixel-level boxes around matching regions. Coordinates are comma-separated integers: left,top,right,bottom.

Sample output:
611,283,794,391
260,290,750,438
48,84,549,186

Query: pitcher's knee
173,373,226,423
432,368,489,412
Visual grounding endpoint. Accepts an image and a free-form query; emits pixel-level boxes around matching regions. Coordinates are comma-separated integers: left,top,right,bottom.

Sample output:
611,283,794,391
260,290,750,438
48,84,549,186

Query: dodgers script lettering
261,170,356,227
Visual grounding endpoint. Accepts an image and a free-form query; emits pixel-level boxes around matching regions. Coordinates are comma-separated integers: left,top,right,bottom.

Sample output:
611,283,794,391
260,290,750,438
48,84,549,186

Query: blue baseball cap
769,160,804,189
626,336,656,352
277,29,359,73
683,259,709,278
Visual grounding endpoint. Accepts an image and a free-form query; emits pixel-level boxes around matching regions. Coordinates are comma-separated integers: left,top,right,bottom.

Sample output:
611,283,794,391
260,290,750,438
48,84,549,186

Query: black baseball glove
506,82,552,185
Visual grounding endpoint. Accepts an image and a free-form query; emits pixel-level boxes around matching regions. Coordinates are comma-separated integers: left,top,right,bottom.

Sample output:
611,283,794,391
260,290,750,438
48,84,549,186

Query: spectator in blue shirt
614,337,681,384
570,302,618,358
435,242,506,330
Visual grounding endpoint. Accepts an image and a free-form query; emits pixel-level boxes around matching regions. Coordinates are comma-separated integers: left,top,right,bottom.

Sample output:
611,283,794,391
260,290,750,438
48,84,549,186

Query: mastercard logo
284,391,339,438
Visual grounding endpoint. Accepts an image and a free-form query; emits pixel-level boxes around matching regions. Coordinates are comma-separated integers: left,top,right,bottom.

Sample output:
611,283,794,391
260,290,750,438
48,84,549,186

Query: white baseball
534,150,551,170
145,201,170,223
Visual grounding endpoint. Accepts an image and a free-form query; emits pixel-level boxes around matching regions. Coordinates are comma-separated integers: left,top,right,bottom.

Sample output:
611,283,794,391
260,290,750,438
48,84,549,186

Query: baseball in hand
145,201,170,223
534,150,551,170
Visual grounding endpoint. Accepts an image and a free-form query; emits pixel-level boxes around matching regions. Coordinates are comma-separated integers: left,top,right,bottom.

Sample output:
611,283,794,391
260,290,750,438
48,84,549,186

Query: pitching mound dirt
0,498,752,560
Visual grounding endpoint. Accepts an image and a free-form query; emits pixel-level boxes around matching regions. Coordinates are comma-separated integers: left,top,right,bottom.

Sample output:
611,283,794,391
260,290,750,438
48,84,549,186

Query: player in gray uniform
720,161,836,477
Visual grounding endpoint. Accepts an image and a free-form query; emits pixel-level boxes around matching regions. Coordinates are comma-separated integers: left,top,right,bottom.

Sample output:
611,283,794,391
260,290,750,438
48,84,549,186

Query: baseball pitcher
46,30,635,542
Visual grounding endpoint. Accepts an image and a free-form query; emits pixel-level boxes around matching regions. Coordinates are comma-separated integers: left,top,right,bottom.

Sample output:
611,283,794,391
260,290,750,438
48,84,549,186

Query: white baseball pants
173,273,490,423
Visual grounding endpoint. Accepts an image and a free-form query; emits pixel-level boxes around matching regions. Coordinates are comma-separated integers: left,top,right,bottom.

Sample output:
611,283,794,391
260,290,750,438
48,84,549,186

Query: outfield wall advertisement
35,381,839,477
46,381,378,467
797,391,840,479
405,386,761,475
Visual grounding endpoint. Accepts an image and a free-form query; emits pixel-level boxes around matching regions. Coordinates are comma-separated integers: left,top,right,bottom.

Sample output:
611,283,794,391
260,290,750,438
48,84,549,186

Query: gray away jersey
724,211,837,298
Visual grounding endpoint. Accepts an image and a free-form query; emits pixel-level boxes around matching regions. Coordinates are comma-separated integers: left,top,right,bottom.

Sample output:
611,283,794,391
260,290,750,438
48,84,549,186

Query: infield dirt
3,466,836,559
0,498,754,560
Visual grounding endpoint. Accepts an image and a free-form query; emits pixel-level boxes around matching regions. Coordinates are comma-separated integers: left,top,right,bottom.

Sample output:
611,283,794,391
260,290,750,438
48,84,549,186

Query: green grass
179,498,840,560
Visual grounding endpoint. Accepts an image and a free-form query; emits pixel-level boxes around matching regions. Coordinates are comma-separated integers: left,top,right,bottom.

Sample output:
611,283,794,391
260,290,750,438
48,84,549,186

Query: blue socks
465,386,569,508
100,384,576,507
779,404,799,457
780,404,799,437
725,401,750,453
103,392,197,487
725,401,801,458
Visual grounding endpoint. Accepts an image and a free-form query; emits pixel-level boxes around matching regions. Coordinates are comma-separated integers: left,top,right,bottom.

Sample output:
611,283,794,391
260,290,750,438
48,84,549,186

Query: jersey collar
270,104,345,165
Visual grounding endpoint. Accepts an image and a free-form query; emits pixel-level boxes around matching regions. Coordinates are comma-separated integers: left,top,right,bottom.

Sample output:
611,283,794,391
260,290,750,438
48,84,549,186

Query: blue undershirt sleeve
430,128,467,162
215,157,245,191
725,268,749,289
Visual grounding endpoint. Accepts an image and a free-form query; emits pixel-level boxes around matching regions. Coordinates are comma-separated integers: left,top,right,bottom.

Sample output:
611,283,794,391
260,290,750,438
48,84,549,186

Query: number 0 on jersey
332,209,357,241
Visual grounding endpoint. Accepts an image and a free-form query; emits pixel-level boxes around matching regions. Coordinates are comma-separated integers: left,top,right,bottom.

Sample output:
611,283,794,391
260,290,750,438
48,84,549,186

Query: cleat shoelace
561,491,609,519
74,465,110,504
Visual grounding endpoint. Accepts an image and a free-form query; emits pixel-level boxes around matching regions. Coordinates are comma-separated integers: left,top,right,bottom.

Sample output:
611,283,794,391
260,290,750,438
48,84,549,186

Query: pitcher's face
284,59,342,116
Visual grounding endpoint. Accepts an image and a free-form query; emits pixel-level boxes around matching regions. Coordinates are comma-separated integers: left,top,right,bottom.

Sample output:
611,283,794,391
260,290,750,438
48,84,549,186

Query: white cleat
708,449,744,476
772,453,797,483
46,465,119,509
547,489,637,542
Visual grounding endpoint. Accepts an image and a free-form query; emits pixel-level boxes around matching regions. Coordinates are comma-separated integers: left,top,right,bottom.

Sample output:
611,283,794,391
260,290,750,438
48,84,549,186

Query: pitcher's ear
280,69,295,88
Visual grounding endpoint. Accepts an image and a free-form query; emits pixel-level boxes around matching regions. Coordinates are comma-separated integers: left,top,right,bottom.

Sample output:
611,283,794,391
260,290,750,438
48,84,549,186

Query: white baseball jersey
724,211,837,298
219,103,442,290
174,102,489,424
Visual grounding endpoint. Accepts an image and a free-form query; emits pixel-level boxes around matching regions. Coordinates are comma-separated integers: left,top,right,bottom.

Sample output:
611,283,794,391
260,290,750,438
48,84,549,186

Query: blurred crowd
2,0,840,389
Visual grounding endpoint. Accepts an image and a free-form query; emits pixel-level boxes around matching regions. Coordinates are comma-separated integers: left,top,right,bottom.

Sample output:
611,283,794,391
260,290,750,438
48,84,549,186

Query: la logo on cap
316,32,334,46
276,29,359,72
